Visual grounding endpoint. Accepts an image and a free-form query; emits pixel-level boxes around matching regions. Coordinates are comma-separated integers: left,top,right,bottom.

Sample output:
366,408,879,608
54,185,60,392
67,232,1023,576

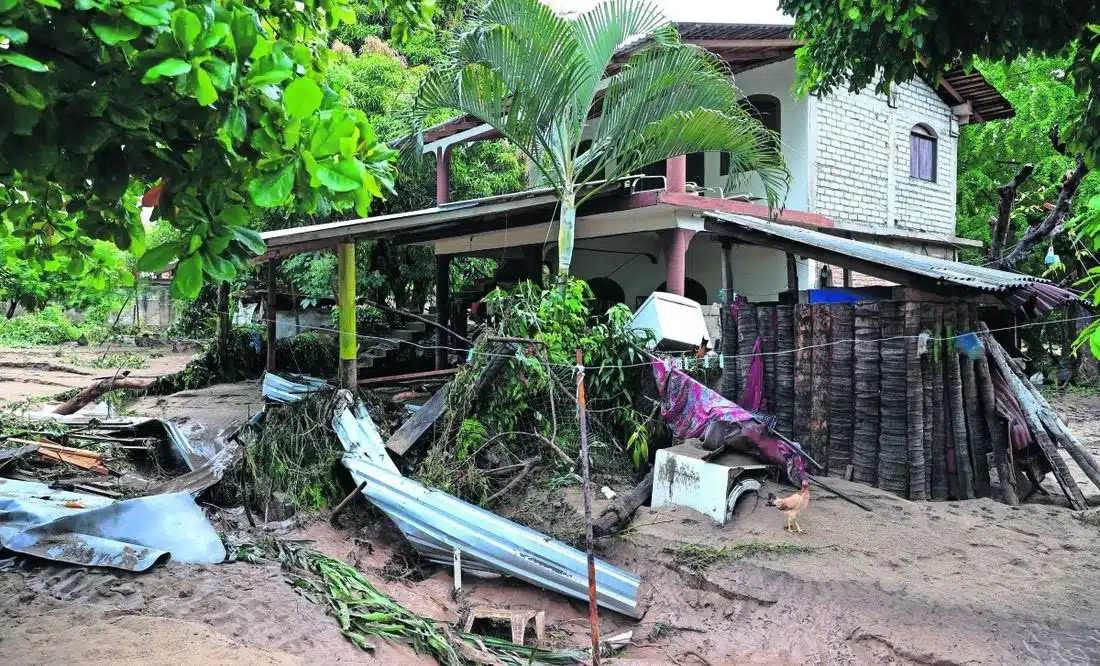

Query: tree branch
988,155,1089,271
988,163,1033,263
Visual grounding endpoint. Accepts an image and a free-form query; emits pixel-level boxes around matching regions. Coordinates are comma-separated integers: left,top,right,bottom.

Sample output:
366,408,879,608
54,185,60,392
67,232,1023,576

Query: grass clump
665,541,814,571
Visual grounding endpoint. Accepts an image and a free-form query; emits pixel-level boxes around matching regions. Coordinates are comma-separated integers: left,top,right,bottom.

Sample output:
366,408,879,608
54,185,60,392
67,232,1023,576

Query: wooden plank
981,325,1086,510
851,302,880,485
792,304,813,443
877,302,908,496
904,302,927,500
919,306,936,500
358,367,459,386
0,443,39,463
959,307,991,497
386,385,451,455
930,305,949,499
774,305,795,435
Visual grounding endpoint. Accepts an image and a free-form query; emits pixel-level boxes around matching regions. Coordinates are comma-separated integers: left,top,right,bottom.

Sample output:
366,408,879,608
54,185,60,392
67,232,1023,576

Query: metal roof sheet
704,211,1053,293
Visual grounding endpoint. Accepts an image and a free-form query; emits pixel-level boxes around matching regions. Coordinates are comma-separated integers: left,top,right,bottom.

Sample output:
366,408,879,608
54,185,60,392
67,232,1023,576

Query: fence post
575,348,600,664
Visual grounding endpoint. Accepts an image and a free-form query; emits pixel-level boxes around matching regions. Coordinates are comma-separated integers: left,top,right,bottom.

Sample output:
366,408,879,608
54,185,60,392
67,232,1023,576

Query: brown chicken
770,481,810,533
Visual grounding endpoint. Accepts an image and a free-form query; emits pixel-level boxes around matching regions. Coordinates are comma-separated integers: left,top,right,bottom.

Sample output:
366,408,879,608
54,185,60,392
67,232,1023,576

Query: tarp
262,373,644,618
0,478,225,569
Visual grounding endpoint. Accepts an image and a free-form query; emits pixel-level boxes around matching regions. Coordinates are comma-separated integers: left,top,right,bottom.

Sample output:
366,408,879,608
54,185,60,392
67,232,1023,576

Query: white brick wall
811,79,958,238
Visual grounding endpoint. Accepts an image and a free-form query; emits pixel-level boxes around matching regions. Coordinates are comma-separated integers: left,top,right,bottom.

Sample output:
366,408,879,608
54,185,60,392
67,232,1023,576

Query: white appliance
631,291,711,351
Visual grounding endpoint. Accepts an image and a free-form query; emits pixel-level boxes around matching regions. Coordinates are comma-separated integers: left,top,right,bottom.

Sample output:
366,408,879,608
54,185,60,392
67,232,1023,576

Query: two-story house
412,17,1010,312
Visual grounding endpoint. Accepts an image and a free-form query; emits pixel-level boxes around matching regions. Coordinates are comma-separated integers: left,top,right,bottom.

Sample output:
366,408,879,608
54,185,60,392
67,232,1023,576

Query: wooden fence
721,300,999,501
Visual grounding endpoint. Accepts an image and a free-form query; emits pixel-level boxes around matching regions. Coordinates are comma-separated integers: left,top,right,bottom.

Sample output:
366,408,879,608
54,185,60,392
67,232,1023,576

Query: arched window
587,277,626,315
727,94,781,174
910,124,937,182
657,278,709,306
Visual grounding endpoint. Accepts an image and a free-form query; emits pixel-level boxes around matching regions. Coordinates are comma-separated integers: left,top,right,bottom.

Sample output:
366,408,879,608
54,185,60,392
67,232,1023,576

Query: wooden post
929,305,949,499
974,342,1019,505
215,281,230,376
842,268,853,288
435,254,451,370
944,305,974,499
337,243,357,389
959,308,991,497
575,348,600,664
719,241,737,399
265,259,278,373
851,302,880,485
919,306,936,500
785,253,799,294
903,302,926,500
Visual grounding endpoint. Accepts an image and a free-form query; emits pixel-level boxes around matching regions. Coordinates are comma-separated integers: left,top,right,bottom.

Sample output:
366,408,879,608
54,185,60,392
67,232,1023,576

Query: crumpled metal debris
0,478,225,569
262,373,644,618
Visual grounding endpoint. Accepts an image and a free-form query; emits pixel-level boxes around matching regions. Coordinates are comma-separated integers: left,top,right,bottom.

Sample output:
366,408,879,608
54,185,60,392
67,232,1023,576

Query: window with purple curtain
910,125,937,182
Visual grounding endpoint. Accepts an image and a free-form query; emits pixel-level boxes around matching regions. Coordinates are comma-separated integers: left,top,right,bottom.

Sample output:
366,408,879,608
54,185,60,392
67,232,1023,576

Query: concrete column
265,259,278,373
661,228,695,297
665,155,687,193
435,254,451,369
337,243,357,389
786,253,799,293
435,147,452,205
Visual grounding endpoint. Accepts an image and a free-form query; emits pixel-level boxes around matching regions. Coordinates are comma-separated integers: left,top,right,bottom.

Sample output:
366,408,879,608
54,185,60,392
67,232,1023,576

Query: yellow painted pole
337,242,357,388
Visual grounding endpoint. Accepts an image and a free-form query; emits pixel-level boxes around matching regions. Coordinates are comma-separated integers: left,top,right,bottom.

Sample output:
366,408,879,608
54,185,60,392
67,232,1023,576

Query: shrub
0,307,84,346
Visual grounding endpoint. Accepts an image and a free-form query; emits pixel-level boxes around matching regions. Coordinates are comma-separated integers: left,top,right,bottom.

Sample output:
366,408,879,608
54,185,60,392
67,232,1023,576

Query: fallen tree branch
594,469,654,537
486,457,538,505
53,371,154,415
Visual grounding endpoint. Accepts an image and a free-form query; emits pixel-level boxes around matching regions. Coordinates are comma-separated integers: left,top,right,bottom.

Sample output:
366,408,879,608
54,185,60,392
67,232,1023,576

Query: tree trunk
828,304,854,475
793,304,813,444
54,373,155,416
852,302,880,485
593,470,654,537
930,305,949,499
1071,302,1098,384
903,302,926,500
960,307,991,497
775,305,795,435
557,198,577,276
809,305,832,469
877,302,908,496
944,306,974,499
6,300,16,319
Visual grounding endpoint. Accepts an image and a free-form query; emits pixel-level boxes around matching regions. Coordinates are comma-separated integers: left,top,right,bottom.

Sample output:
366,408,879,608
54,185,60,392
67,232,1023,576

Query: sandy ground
0,344,198,405
1,369,1099,664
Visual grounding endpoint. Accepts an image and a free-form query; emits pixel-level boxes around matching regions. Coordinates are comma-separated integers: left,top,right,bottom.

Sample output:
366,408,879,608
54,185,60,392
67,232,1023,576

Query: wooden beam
337,242,357,389
688,39,800,50
785,253,799,292
435,254,451,370
359,367,459,387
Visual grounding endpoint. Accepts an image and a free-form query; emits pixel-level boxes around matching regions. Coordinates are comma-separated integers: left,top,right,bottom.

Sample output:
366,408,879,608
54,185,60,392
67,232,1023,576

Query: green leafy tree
0,236,133,317
0,0,433,301
406,0,789,277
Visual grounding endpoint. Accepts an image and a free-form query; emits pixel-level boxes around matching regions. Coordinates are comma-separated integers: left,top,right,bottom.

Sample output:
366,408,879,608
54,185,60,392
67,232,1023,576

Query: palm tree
407,0,789,277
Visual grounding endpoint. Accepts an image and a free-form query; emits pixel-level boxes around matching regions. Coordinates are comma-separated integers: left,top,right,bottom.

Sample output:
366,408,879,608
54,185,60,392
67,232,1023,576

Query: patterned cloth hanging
652,360,809,486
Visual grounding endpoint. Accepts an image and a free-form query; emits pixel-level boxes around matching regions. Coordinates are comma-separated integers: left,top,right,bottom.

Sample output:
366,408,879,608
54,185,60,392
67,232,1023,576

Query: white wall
811,78,958,237
708,59,811,212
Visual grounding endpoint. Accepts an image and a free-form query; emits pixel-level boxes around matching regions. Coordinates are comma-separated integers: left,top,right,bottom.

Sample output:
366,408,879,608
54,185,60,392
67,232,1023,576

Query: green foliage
165,283,218,339
0,236,134,315
956,56,1100,265
0,0,437,301
408,0,789,275
0,306,83,346
275,331,340,377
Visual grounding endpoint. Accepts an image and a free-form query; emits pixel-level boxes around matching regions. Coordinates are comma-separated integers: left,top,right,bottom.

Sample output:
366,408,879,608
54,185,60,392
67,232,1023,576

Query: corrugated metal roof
703,211,1054,293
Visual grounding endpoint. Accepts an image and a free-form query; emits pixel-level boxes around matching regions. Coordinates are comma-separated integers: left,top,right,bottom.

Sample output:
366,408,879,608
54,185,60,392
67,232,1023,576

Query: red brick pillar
665,155,687,193
435,147,452,205
662,228,695,297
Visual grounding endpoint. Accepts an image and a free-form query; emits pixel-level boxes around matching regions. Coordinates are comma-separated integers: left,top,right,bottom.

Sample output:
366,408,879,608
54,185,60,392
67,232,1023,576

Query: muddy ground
1,364,1099,664
0,344,198,405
